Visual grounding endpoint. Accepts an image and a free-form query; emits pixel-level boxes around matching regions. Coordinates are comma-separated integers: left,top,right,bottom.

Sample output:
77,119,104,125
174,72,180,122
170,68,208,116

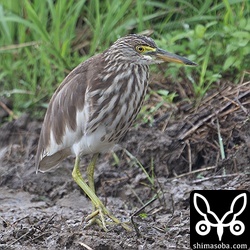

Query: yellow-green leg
87,153,99,194
72,154,131,231
86,153,105,227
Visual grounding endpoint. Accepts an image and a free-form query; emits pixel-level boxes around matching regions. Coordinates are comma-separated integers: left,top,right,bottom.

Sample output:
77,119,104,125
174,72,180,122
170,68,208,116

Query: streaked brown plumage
35,34,196,230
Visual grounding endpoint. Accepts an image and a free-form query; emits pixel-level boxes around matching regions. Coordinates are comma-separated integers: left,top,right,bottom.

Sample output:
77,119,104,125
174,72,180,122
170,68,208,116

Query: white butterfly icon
193,193,247,241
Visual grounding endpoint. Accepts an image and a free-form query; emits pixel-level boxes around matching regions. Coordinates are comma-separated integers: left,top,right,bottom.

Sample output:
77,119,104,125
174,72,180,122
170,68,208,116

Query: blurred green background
0,0,249,119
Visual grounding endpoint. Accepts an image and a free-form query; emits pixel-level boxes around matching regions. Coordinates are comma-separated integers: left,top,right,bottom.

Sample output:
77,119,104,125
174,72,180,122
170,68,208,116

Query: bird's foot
84,205,131,231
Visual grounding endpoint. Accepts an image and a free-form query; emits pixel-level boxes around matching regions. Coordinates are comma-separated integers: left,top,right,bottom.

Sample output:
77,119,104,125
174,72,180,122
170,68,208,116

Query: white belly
72,125,116,156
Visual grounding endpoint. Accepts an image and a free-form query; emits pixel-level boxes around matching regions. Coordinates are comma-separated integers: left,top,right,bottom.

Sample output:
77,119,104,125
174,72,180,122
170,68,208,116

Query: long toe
84,206,131,231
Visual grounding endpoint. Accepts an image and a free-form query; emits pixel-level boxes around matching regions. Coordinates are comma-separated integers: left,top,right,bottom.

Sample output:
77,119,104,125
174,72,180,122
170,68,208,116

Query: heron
35,34,196,231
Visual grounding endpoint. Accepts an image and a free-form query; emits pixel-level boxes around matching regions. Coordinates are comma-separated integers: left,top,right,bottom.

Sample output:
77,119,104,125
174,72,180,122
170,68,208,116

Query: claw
84,207,132,231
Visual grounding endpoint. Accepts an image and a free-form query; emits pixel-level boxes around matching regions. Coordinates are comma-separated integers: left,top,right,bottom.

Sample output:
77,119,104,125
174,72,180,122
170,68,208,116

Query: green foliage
137,89,177,125
84,0,134,54
0,0,86,115
139,213,148,219
0,0,249,116
155,0,250,97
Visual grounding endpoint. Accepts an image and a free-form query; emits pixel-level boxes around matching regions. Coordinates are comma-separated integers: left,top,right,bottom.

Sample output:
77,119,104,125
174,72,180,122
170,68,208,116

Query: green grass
0,0,249,118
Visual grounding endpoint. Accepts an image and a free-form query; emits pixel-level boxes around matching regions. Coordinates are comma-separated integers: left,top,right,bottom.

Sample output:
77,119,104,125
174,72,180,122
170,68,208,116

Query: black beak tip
186,61,198,66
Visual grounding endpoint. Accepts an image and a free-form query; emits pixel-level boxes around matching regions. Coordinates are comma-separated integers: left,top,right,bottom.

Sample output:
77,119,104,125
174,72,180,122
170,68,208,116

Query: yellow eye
135,46,145,53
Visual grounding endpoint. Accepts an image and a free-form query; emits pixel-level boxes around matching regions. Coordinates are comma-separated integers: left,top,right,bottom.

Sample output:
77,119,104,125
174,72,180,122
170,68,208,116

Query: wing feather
35,54,102,172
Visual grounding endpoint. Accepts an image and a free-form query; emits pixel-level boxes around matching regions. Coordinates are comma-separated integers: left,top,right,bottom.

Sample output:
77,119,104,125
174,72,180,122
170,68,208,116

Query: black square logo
190,190,250,250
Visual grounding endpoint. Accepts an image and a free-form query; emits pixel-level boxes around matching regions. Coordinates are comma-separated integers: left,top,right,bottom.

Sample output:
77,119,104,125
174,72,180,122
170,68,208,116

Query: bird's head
108,34,197,66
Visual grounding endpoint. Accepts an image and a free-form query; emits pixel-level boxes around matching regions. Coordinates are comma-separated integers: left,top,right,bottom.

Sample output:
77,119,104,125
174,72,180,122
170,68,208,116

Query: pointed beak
153,48,197,66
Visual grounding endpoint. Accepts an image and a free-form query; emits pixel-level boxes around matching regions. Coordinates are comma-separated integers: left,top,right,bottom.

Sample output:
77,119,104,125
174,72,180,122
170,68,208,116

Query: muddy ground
0,79,249,249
